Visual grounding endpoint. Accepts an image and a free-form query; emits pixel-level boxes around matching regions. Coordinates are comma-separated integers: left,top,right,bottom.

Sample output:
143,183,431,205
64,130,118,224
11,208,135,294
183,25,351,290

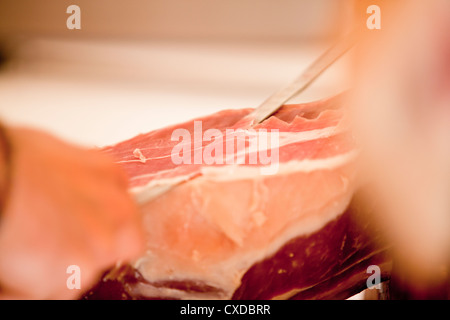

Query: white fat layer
132,174,195,205
117,125,342,164
130,150,358,202
199,150,358,181
128,282,228,300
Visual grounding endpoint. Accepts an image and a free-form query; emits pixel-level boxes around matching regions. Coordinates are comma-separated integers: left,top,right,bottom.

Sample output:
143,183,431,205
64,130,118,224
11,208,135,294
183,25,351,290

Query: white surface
0,38,350,147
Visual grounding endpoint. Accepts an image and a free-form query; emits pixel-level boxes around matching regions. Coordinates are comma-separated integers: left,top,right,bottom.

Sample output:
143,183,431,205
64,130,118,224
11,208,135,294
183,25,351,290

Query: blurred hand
0,127,145,299
349,0,450,296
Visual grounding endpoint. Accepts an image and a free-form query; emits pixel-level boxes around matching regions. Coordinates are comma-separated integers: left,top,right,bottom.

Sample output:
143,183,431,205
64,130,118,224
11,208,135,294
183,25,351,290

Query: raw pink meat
85,94,391,300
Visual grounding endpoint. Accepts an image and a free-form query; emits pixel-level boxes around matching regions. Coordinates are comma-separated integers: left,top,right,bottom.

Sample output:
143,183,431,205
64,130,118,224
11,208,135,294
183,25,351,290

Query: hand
0,127,145,299
349,0,450,295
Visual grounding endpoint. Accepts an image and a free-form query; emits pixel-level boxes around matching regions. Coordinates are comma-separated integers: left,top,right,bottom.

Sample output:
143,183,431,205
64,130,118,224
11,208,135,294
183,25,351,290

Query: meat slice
86,94,391,300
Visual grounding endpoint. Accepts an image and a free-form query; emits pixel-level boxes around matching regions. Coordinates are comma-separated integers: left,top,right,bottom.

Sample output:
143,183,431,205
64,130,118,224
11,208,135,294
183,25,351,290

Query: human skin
349,0,450,297
0,127,145,299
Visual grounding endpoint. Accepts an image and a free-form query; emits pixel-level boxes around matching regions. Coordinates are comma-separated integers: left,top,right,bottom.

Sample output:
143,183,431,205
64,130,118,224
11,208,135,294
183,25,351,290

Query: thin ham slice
84,94,391,300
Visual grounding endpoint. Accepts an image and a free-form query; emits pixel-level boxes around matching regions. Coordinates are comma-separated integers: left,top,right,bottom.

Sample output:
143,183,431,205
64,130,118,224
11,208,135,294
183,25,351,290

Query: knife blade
247,30,359,125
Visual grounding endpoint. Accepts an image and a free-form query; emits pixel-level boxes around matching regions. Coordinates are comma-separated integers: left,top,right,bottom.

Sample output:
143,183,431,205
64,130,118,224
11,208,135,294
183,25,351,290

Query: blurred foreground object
349,0,450,298
0,126,145,299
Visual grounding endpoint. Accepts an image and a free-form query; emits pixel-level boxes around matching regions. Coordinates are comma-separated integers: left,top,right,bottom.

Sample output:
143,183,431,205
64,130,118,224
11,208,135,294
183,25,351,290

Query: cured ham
84,94,391,300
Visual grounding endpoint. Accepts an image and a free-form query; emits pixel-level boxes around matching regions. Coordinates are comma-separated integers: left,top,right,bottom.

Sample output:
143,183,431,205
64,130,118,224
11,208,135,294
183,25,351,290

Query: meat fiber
84,94,391,300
